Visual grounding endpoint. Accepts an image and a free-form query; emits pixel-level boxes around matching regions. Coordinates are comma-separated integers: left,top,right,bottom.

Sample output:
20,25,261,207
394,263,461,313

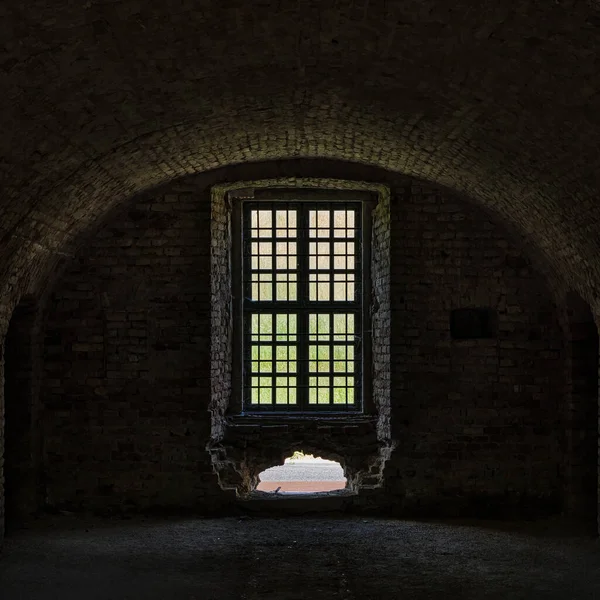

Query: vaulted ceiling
1,1,600,312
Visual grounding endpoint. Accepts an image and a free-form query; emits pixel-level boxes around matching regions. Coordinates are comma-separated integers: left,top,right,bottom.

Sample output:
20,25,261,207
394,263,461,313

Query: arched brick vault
2,1,600,318
16,157,577,513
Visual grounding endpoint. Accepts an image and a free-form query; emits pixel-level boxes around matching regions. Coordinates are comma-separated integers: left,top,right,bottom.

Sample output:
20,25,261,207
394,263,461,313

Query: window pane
309,273,331,302
333,210,346,229
309,314,331,340
247,311,299,408
309,375,333,405
308,345,330,374
333,388,347,404
318,314,329,336
275,314,297,341
259,387,271,404
275,210,297,238
251,273,274,301
275,210,287,229
317,211,329,237
259,314,272,337
318,386,330,404
334,273,351,301
248,209,298,304
275,387,288,404
333,314,353,339
258,210,272,229
275,272,297,301
305,312,358,407
276,274,288,301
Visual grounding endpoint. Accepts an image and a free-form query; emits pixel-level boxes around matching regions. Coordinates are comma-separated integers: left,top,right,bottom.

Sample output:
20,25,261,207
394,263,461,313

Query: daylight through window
242,202,363,412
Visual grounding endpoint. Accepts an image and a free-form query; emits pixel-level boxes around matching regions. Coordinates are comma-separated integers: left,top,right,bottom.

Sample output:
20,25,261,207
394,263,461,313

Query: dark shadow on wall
3,296,41,533
564,291,599,528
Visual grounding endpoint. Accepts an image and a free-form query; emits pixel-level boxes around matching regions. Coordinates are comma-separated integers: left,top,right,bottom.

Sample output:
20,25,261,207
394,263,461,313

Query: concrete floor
1,515,599,599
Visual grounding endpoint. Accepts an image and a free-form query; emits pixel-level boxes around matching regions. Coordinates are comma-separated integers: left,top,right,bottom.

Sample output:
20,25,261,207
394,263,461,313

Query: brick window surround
209,178,392,495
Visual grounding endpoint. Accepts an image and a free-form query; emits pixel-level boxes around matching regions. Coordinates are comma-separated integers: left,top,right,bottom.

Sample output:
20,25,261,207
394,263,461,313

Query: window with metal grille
240,201,364,413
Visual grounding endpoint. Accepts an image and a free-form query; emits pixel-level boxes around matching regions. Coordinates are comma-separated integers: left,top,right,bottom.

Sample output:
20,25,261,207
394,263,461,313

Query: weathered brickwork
386,185,567,516
29,166,575,519
207,178,392,495
215,416,382,496
209,186,232,444
371,186,392,443
40,192,230,512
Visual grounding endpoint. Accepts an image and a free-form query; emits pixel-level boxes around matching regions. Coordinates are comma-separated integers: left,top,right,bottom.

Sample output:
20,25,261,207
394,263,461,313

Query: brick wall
386,184,566,516
41,191,229,512
209,186,232,444
36,169,569,516
371,186,392,442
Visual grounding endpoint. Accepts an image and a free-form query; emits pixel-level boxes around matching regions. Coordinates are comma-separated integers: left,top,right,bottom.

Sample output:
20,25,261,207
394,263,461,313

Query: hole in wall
450,308,497,339
256,451,347,494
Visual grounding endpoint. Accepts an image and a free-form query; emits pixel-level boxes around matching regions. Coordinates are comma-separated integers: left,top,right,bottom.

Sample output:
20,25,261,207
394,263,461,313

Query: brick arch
0,153,586,524
2,117,600,316
16,158,569,519
2,2,600,312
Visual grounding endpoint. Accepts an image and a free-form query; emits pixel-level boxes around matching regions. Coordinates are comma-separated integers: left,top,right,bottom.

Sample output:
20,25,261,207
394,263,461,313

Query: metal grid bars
242,201,362,413
308,312,357,407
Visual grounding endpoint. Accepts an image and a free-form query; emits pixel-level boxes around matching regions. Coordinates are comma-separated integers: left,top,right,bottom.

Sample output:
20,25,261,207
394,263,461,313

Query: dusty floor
1,514,599,599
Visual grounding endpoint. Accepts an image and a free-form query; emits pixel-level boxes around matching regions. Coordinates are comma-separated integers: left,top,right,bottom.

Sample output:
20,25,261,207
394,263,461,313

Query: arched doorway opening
3,297,40,532
564,291,599,526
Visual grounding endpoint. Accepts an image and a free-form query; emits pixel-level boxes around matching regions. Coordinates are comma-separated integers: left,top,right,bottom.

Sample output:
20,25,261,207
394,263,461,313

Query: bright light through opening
256,452,347,494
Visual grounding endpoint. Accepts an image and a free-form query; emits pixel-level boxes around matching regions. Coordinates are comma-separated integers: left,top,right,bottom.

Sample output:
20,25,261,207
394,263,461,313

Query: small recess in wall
450,308,497,339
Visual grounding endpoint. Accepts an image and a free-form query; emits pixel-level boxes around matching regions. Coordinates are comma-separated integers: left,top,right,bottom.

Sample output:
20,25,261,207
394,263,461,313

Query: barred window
240,201,364,413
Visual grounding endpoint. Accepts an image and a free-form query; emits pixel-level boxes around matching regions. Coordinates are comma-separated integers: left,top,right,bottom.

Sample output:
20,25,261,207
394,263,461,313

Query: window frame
229,189,374,416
